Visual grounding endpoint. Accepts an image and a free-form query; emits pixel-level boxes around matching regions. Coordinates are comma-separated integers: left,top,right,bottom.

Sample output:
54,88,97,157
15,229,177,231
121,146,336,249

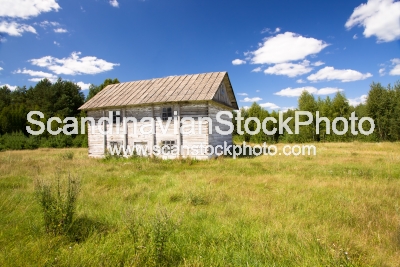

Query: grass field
1,143,400,266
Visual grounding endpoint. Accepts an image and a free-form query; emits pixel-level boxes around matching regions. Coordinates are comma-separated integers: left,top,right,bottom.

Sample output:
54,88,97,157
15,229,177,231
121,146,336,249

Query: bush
0,132,40,150
43,134,74,148
72,134,88,148
34,175,80,235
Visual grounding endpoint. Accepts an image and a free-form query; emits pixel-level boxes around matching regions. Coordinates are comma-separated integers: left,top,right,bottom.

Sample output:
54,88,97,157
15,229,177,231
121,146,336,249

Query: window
161,140,176,153
162,107,172,121
162,140,176,147
112,111,121,124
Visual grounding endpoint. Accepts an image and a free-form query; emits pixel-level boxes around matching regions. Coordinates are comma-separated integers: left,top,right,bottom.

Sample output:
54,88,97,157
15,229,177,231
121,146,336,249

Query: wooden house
79,72,238,159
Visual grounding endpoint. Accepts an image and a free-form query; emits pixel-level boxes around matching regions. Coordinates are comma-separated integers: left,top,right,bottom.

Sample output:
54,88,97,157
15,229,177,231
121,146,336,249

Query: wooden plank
97,83,125,108
107,82,132,107
149,76,176,103
179,74,200,101
162,76,182,100
125,80,148,106
165,75,189,101
133,78,161,105
114,81,140,107
205,72,225,98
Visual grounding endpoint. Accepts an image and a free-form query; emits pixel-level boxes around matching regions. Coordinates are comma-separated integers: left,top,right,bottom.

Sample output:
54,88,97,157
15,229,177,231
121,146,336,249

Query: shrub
43,134,74,148
72,134,88,147
34,174,80,235
0,132,40,150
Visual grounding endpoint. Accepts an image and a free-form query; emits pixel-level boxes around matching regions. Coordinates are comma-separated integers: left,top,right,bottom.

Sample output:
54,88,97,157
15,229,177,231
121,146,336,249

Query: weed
60,151,74,160
34,174,80,236
188,192,210,206
150,208,180,266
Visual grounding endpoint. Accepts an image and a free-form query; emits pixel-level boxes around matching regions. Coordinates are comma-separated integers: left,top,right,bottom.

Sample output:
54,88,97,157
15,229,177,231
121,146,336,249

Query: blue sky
0,0,399,111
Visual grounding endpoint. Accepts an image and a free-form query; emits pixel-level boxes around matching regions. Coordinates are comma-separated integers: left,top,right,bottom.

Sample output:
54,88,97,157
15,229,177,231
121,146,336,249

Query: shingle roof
79,72,238,110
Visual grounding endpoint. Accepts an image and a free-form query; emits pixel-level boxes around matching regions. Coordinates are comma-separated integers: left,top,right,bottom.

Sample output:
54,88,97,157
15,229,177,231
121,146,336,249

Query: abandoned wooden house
79,72,238,159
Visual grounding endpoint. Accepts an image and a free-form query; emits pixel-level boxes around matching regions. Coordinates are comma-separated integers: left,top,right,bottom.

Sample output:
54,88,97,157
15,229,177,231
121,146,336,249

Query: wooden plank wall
86,102,231,159
86,110,106,158
208,103,233,149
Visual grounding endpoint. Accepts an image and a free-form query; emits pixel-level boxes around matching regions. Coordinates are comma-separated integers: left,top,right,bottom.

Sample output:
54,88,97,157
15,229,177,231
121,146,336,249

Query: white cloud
232,59,246,65
313,61,325,66
29,51,120,75
0,0,61,19
296,79,306,84
256,90,260,92
264,60,313,77
29,77,57,83
237,93,248,96
36,21,68,34
317,87,345,95
54,28,67,33
14,68,57,82
260,102,280,109
54,41,60,46
389,58,400,75
0,21,36,36
261,28,271,34
251,67,262,72
249,32,329,64
0,84,17,90
345,0,400,42
109,0,119,7
348,95,368,106
37,21,60,28
76,81,91,90
241,97,262,102
14,68,56,78
0,67,3,71
307,66,372,82
379,67,385,76
353,34,358,39
261,27,281,34
274,86,344,97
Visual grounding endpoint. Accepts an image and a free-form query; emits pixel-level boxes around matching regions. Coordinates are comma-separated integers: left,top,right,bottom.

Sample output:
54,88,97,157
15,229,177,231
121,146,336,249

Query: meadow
0,142,399,266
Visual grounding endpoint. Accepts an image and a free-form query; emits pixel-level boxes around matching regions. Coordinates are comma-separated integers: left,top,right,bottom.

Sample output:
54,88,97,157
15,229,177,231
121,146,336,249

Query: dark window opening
161,140,176,153
162,140,176,147
112,111,120,124
162,107,172,121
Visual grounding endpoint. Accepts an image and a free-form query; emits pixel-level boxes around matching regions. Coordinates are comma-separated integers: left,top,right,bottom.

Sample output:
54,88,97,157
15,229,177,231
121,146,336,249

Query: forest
0,78,399,151
0,78,119,150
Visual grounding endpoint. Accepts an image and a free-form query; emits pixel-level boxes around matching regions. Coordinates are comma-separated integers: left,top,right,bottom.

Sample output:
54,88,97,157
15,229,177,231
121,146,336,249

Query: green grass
0,143,400,266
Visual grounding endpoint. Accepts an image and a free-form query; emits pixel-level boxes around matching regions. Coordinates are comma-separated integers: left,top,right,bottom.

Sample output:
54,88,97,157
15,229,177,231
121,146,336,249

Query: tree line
233,81,400,143
0,78,119,150
0,78,398,150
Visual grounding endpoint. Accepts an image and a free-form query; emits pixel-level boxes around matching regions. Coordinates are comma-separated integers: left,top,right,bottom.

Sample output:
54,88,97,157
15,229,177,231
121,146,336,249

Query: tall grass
34,174,80,235
0,143,399,266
